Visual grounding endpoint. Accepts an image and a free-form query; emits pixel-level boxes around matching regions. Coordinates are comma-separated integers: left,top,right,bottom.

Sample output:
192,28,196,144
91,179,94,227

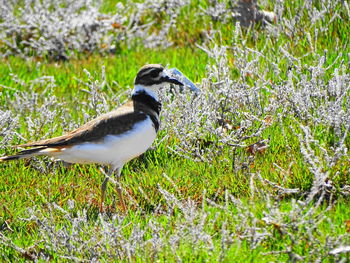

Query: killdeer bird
0,64,185,212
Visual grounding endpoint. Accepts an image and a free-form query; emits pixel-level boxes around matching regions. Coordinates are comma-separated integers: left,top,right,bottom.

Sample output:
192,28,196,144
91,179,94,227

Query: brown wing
18,102,148,148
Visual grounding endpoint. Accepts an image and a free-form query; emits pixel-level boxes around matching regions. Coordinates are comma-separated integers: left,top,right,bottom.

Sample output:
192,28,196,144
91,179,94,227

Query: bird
0,64,184,212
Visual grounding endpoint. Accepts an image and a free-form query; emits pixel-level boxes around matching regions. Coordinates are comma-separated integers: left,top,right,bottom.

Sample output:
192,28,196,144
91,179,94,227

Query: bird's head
133,64,183,100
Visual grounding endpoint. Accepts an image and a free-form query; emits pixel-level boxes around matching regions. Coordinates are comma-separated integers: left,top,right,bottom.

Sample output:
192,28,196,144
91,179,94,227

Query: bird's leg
115,167,127,212
100,167,114,213
100,166,126,213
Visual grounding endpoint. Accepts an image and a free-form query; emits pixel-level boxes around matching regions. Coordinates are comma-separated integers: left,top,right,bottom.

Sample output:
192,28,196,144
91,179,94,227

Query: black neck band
132,91,162,115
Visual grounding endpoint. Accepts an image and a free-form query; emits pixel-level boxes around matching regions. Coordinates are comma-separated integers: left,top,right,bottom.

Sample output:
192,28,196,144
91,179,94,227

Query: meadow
0,0,350,261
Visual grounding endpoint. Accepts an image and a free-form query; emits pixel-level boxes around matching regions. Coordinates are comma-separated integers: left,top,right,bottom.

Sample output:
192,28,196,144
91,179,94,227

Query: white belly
55,117,157,167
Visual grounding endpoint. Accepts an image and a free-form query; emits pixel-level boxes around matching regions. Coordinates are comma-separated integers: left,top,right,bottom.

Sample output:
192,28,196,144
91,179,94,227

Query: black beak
163,76,184,86
168,68,200,95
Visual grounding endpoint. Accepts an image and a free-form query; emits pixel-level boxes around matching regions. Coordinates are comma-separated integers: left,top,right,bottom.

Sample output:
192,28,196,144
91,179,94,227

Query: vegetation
0,0,349,261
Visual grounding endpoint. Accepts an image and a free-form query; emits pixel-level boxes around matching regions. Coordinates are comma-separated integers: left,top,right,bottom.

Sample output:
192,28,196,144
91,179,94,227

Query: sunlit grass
1,0,350,261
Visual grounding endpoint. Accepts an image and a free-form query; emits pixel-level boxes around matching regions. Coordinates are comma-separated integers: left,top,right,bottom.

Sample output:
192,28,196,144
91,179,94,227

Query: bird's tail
0,147,48,162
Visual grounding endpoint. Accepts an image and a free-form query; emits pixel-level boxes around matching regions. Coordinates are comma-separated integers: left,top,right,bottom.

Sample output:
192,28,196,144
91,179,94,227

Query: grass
1,0,350,261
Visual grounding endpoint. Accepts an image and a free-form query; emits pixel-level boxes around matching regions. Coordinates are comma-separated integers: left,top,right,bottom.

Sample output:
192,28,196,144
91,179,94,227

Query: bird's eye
150,70,159,78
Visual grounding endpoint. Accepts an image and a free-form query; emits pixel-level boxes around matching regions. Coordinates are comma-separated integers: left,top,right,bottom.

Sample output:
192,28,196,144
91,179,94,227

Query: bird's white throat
133,84,162,101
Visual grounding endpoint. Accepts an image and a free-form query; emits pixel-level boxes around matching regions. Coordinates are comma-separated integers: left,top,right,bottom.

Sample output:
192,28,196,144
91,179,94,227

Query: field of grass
1,0,350,261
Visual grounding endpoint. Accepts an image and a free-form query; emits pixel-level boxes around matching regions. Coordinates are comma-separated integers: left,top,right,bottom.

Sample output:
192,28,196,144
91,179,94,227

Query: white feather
53,116,157,167
133,83,169,101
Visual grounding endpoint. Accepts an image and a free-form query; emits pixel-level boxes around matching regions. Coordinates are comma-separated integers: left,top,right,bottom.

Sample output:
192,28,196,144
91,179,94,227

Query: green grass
1,0,350,261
